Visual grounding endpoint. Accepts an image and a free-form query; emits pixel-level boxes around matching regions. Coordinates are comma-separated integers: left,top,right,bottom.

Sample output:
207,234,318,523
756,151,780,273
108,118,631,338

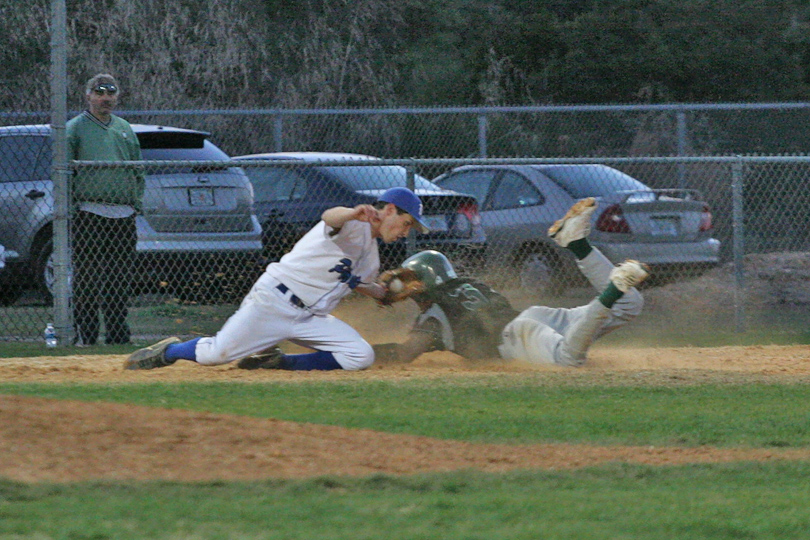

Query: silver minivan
0,124,263,304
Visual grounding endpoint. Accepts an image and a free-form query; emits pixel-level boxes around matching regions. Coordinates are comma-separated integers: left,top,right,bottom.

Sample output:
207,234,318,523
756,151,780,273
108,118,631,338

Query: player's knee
520,305,554,320
195,349,230,366
335,340,375,370
194,339,235,366
615,289,644,319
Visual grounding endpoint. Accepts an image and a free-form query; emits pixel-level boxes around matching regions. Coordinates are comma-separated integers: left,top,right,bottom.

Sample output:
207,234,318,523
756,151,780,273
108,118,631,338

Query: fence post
273,113,283,152
406,163,417,257
477,114,488,158
676,111,688,189
50,0,71,345
731,159,745,333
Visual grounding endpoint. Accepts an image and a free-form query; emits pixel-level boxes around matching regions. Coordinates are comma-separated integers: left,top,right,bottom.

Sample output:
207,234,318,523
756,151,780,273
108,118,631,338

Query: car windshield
320,165,440,192
0,134,51,181
537,165,650,198
141,141,232,173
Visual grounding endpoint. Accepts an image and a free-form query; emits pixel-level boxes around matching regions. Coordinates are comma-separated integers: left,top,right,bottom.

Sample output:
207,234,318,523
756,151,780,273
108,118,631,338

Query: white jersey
266,219,380,315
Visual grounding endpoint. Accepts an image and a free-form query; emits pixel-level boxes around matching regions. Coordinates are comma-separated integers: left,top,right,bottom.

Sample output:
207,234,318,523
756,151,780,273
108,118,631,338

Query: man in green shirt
67,73,144,345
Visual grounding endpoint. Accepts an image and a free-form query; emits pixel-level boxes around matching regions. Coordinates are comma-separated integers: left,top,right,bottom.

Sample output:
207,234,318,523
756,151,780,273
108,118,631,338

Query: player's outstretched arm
373,331,435,364
355,282,387,301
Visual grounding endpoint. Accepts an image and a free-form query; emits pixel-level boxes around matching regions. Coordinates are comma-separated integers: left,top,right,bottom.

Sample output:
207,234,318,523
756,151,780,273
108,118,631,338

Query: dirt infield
2,343,810,483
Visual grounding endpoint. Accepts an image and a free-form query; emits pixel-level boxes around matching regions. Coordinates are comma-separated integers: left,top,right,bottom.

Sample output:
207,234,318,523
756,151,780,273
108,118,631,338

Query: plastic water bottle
44,323,57,348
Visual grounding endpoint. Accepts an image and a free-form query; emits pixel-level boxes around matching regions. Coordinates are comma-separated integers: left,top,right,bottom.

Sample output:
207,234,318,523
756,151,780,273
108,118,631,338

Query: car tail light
699,203,713,232
595,204,631,233
451,201,480,237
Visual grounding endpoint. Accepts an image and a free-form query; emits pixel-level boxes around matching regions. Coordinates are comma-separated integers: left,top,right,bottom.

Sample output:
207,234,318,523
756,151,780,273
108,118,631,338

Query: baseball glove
377,268,425,305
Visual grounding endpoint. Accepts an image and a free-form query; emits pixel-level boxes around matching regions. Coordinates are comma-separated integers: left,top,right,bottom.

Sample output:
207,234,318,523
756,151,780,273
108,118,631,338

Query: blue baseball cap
378,187,430,233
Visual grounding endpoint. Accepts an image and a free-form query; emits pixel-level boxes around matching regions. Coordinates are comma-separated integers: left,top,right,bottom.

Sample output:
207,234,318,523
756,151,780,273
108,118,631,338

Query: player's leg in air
549,197,646,329
499,198,649,366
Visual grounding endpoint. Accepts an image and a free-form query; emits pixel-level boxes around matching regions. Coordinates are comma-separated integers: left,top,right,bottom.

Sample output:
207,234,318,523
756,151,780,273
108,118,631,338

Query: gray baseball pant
498,248,643,366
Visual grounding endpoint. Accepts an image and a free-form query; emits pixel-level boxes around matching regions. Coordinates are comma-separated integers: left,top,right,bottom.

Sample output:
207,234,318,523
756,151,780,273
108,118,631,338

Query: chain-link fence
107,103,810,158
6,103,810,158
2,149,810,344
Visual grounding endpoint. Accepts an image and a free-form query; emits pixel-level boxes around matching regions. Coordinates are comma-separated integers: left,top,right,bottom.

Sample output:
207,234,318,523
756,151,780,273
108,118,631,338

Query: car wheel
0,282,22,306
515,247,567,296
34,239,72,305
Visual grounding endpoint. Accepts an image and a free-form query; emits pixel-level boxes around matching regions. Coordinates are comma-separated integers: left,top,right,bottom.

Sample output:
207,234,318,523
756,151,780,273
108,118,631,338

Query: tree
549,0,806,103
4,0,810,113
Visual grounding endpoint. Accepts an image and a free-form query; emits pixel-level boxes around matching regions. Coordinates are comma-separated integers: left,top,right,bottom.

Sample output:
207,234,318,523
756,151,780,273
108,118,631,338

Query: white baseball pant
193,273,374,370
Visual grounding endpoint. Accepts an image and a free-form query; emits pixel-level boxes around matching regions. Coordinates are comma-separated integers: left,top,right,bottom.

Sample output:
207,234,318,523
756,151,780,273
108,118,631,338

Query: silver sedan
433,164,720,293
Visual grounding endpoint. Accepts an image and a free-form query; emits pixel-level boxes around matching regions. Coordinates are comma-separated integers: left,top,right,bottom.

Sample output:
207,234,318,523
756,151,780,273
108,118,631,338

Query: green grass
3,335,810,538
2,380,810,447
2,463,810,539
0,341,140,358
0,302,237,355
2,377,810,538
5,297,810,356
129,302,237,337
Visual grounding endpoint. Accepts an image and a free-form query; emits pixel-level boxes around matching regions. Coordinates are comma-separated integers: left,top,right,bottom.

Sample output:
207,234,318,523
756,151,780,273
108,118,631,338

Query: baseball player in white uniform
124,187,429,371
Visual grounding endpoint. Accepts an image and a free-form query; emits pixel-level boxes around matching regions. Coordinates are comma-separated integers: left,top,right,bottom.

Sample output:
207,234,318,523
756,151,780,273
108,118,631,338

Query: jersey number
449,283,489,311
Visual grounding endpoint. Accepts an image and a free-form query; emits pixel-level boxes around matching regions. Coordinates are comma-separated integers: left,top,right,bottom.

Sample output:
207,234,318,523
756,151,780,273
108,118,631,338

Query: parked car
433,164,720,293
232,152,486,269
0,244,16,304
0,124,263,305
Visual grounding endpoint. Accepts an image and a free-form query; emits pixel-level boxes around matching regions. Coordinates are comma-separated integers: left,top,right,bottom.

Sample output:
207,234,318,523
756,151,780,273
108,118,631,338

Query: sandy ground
6,253,810,483
2,342,810,483
6,255,810,484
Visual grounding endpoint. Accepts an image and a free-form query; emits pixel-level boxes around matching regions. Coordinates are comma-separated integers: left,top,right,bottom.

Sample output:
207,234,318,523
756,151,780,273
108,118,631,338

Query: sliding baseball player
371,198,649,366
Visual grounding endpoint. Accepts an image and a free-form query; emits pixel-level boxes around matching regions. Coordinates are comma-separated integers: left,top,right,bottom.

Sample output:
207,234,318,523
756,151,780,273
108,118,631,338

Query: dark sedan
232,152,486,270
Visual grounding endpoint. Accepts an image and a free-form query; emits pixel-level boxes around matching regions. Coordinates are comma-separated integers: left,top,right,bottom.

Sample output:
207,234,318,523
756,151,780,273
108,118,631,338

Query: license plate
650,217,678,236
422,215,448,232
188,187,214,206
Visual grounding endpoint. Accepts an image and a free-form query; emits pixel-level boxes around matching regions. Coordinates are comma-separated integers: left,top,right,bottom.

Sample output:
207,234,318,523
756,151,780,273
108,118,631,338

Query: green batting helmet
401,250,457,289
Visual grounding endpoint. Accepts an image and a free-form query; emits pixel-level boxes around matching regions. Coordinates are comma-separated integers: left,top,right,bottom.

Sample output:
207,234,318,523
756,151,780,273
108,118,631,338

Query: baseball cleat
236,347,286,370
123,337,181,370
609,260,650,292
548,197,597,247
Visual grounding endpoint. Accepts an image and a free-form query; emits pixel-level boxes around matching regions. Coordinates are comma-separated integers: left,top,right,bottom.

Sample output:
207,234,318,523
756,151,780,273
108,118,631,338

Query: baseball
389,278,404,293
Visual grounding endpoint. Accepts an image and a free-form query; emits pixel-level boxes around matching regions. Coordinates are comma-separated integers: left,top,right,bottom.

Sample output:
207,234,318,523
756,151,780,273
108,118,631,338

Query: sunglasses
92,84,118,96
